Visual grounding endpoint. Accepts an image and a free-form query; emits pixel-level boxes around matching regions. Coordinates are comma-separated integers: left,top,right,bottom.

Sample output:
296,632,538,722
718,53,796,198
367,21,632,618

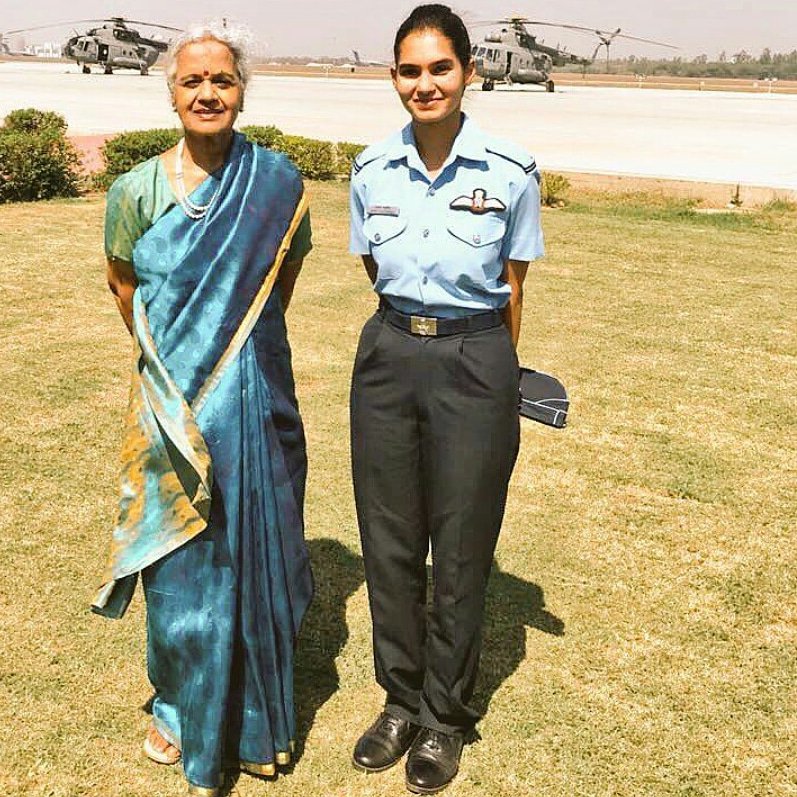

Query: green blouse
104,155,312,266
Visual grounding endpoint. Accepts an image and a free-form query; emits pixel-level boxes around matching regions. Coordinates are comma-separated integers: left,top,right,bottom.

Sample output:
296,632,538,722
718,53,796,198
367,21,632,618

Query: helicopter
1,17,181,75
471,17,677,92
0,31,32,56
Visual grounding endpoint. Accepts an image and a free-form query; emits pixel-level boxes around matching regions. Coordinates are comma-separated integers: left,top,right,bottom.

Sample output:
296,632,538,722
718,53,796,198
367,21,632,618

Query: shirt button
422,276,429,284
473,234,481,244
374,233,382,242
428,187,436,196
422,229,430,238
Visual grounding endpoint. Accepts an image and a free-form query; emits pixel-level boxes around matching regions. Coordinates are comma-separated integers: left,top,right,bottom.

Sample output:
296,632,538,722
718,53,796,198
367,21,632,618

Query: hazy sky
3,1,794,59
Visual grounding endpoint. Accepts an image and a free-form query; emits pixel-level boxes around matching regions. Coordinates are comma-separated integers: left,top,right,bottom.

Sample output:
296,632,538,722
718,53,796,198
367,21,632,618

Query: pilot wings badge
449,188,507,214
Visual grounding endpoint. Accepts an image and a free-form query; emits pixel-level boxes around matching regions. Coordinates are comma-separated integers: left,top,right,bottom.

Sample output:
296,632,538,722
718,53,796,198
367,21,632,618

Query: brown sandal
143,723,181,765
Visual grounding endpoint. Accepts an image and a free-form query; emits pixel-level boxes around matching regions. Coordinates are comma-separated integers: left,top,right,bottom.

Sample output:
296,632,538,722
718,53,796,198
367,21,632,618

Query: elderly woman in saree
93,21,313,797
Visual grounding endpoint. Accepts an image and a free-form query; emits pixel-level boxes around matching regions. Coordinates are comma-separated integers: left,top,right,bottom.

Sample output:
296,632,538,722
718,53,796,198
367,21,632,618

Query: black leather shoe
352,711,420,773
405,728,464,794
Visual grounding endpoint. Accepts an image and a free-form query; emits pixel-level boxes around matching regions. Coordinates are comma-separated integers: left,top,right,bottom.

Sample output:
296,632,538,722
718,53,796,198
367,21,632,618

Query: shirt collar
385,113,488,172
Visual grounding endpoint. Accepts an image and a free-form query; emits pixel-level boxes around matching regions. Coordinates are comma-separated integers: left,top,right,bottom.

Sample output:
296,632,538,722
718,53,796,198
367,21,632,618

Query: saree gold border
226,742,294,776
187,785,219,796
192,192,310,417
240,761,277,776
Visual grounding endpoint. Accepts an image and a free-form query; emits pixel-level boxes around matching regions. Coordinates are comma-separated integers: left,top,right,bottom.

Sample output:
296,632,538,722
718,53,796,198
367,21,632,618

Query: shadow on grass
473,560,564,717
286,540,562,767
143,538,361,794
292,537,364,760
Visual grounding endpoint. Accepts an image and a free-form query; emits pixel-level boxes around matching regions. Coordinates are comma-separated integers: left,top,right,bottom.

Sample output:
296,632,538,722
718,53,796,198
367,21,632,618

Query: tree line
566,49,797,80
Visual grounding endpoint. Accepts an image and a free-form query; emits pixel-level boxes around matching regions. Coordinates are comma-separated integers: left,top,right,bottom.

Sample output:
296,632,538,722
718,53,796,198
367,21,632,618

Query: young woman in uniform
349,4,544,793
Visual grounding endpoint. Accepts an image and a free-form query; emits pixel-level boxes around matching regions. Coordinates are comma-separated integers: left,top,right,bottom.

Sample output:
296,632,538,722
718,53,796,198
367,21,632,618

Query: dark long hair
393,4,472,68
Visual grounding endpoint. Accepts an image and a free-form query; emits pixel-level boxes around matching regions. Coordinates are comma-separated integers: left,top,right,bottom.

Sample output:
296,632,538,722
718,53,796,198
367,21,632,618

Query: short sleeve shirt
349,114,543,318
105,154,312,268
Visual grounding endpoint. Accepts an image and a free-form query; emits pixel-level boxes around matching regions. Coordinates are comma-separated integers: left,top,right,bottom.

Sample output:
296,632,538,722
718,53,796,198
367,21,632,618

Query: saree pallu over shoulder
94,135,309,618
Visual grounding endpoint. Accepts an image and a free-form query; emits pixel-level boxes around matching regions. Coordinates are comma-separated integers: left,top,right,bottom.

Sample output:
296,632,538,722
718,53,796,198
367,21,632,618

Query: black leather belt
380,303,503,337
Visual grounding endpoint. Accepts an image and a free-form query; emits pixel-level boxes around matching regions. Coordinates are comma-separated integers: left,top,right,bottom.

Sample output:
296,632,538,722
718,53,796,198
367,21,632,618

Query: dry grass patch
0,184,795,796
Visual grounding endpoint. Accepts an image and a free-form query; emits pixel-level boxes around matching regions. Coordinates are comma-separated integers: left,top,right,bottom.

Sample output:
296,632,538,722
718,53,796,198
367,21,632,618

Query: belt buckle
410,315,438,336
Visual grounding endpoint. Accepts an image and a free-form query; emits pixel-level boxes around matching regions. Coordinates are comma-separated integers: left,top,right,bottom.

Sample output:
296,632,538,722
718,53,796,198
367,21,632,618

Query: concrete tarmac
2,61,795,191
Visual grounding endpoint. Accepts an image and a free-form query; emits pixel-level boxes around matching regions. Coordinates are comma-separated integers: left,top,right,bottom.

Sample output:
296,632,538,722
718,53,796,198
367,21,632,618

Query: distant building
30,42,62,58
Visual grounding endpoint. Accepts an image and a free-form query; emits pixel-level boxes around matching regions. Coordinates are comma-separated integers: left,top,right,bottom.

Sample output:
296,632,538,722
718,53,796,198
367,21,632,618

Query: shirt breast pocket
363,214,408,280
445,214,507,288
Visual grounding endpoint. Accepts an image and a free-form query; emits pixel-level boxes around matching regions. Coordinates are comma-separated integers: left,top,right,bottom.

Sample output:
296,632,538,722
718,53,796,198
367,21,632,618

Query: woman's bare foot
143,723,181,765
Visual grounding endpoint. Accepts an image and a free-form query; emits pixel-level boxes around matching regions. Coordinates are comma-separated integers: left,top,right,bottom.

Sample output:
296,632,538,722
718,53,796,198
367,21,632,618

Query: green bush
240,124,283,148
540,171,571,207
99,128,182,188
3,108,68,136
0,131,81,202
244,129,363,179
271,134,337,180
96,126,357,188
0,109,81,203
335,141,367,177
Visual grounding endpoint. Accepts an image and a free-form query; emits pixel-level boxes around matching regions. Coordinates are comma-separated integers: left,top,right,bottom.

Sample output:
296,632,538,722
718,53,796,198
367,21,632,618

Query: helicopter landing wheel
481,79,494,92
104,66,113,75
140,67,149,76
546,79,555,93
82,65,90,74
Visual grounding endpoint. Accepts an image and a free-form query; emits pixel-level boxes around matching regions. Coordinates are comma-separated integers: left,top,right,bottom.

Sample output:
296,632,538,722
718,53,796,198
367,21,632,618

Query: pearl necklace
175,138,221,220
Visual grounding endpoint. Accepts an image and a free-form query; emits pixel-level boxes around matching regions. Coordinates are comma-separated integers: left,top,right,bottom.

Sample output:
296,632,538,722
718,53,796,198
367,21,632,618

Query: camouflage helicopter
1,17,180,75
472,17,677,92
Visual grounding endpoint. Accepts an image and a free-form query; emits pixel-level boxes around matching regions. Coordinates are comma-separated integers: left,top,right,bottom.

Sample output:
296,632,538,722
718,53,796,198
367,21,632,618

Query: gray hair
165,20,253,96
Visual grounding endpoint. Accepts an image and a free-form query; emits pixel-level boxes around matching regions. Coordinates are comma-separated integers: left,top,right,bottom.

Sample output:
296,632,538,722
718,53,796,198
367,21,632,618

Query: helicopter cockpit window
471,45,478,55
477,47,486,57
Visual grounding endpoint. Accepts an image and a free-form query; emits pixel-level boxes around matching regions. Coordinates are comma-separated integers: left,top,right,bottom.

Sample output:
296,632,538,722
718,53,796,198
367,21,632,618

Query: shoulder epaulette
352,144,387,175
485,145,537,176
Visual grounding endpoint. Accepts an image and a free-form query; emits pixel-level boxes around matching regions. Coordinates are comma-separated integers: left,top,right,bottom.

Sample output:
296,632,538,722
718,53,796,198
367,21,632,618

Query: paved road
2,61,795,191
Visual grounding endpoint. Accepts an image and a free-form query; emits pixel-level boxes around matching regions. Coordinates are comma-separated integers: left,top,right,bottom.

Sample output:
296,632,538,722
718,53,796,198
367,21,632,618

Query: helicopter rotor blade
523,20,606,34
609,31,678,48
468,18,537,27
118,19,183,33
4,18,182,37
4,20,108,36
468,18,677,50
526,21,677,49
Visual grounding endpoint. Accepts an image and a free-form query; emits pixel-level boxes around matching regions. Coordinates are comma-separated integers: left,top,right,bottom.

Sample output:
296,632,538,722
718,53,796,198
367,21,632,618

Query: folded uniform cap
519,367,569,428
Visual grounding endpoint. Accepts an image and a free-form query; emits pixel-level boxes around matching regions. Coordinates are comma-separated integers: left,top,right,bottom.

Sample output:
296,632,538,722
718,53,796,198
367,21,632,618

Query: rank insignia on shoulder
449,189,506,214
367,205,400,217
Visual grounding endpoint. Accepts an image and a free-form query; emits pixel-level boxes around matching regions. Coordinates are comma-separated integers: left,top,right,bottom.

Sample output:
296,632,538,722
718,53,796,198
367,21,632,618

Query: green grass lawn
0,184,795,796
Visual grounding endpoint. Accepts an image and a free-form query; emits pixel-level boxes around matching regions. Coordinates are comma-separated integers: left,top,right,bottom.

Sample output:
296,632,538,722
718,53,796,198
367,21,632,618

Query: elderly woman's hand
106,257,137,333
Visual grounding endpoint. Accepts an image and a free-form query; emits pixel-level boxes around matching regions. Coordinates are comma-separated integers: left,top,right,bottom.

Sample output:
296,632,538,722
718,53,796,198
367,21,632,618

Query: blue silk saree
95,133,313,792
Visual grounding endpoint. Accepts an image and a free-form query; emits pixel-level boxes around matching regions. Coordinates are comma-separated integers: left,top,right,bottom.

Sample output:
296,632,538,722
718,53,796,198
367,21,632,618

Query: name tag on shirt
367,205,400,217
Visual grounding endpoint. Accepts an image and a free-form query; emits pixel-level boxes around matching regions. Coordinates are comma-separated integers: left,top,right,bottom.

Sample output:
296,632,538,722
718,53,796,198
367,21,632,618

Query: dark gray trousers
350,310,520,734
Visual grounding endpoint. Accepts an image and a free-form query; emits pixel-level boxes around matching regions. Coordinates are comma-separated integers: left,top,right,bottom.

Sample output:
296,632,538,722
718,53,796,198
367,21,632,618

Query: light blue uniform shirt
350,114,544,318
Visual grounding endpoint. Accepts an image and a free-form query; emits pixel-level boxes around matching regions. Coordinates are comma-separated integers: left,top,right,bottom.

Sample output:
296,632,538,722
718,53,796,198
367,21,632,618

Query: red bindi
203,69,210,77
